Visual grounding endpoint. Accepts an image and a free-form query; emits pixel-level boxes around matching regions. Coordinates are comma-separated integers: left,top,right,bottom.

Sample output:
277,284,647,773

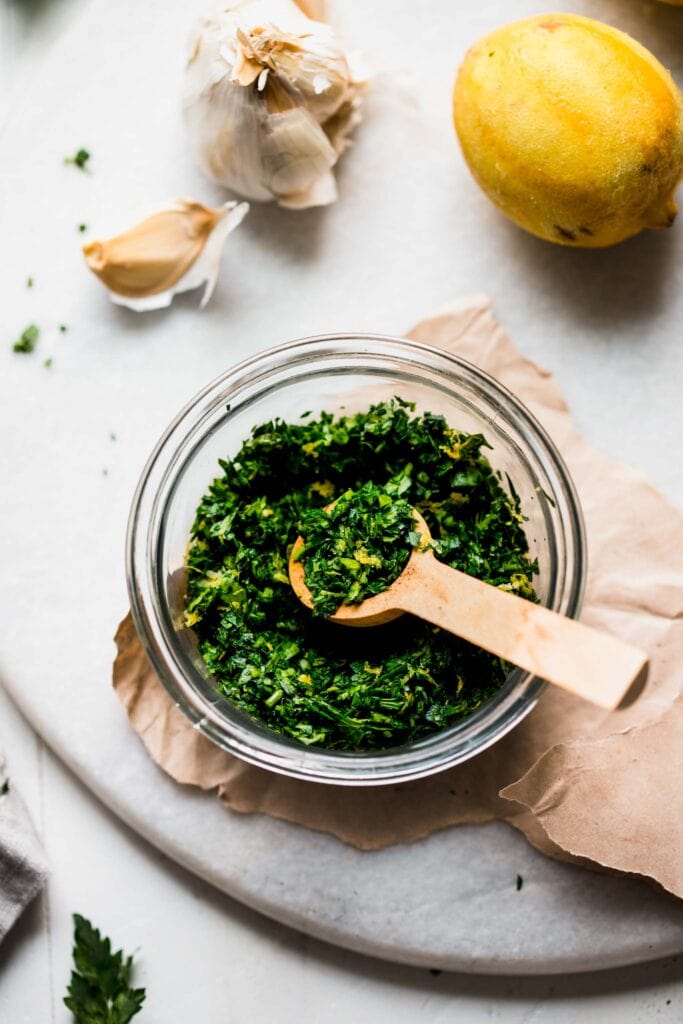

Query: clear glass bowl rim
126,333,587,786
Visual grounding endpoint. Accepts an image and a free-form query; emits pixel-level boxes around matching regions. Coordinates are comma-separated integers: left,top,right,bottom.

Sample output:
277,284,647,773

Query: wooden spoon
289,508,648,711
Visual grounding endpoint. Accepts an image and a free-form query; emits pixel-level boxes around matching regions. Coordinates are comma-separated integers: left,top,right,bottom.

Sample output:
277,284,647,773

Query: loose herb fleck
516,874,524,891
44,357,53,369
110,432,117,442
185,399,538,751
1,779,9,796
78,224,88,233
59,324,68,333
64,914,145,1024
13,324,39,353
26,276,34,288
64,148,91,171
299,481,418,617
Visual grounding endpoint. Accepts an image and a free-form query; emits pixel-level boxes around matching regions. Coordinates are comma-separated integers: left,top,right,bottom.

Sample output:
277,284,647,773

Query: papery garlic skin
83,199,248,312
183,0,365,209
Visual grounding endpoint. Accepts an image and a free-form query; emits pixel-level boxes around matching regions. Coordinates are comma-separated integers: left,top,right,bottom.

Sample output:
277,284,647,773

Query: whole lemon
453,14,683,247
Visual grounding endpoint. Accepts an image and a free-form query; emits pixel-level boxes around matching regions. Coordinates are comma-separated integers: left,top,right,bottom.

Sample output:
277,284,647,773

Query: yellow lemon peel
453,14,683,247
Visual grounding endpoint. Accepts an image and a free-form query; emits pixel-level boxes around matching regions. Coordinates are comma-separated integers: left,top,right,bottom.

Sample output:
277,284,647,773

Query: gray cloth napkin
0,754,48,942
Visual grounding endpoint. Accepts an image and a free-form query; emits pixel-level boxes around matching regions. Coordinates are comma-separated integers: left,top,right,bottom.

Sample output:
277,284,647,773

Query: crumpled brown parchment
113,295,683,897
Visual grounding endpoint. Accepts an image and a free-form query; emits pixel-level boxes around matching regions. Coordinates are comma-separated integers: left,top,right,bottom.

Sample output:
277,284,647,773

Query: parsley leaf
64,914,145,1024
64,148,91,171
13,324,39,353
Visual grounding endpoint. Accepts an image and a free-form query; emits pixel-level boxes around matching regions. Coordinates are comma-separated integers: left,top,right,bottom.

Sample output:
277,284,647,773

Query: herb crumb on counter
12,324,39,354
64,147,91,171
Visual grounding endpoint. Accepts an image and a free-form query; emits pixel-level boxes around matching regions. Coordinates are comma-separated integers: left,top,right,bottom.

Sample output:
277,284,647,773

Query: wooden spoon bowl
289,507,432,628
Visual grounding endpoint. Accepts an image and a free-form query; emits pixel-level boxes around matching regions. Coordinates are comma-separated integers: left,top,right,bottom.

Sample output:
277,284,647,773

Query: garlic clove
263,106,337,201
322,95,363,156
279,169,337,209
83,199,248,312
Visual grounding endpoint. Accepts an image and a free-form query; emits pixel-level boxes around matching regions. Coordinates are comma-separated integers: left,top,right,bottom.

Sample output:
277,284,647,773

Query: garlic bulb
183,0,365,209
83,199,248,312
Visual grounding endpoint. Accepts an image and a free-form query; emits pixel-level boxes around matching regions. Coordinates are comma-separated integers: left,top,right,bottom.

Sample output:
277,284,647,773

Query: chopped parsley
64,148,91,170
44,357,53,369
298,481,418,617
64,914,145,1024
1,779,9,796
26,277,33,288
78,224,87,233
59,324,68,333
185,399,538,751
13,324,39,353
516,874,524,891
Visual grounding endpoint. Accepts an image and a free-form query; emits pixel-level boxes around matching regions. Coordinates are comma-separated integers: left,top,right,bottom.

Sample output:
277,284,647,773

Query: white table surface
2,1,683,1020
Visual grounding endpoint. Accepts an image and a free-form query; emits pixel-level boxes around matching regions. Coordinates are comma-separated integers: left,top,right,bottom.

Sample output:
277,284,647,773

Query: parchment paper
113,295,683,897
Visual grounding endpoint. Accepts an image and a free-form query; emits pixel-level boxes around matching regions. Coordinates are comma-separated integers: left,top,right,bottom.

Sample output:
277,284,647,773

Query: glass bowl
126,334,586,786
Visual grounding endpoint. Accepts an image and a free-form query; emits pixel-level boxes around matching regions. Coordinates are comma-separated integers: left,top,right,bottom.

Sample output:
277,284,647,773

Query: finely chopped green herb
185,398,538,751
64,148,91,170
12,324,39,353
298,481,419,617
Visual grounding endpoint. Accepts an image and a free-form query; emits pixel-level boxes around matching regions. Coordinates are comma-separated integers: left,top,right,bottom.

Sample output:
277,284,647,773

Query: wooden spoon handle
398,557,648,710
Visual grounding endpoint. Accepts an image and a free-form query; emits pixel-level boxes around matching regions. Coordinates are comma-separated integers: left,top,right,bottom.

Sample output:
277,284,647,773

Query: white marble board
2,0,683,974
